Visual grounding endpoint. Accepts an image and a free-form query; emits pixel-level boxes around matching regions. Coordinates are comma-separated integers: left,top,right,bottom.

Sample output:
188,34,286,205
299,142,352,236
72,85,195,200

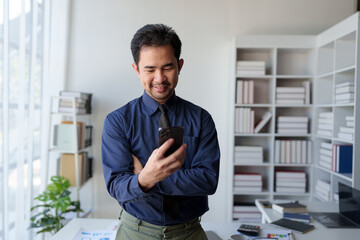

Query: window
0,0,50,239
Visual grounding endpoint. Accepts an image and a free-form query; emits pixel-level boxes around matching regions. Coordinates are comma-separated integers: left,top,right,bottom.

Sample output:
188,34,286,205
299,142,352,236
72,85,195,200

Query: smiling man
102,24,220,240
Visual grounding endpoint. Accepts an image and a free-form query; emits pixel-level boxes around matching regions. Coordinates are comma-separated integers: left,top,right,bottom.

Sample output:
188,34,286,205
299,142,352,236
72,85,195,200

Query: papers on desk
73,220,119,240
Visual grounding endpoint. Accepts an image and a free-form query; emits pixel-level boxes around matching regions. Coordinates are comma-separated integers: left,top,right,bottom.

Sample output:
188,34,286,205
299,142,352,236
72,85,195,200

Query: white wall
65,0,356,222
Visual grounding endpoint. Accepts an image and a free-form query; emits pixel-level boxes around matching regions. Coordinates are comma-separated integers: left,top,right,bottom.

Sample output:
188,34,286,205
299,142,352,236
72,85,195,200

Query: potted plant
29,175,83,235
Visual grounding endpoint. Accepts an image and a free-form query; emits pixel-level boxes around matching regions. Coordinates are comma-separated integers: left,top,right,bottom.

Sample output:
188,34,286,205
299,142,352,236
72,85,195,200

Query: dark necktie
158,104,180,219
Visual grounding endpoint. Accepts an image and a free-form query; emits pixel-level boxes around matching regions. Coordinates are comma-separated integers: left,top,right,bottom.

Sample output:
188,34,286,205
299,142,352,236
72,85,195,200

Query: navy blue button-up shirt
101,91,220,226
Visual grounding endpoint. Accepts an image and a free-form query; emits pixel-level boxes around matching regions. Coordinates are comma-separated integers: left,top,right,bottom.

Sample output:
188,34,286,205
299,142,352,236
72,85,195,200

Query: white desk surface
50,200,360,240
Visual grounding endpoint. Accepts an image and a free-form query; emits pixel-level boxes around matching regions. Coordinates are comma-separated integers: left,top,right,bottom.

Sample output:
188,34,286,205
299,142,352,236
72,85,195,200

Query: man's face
132,44,184,104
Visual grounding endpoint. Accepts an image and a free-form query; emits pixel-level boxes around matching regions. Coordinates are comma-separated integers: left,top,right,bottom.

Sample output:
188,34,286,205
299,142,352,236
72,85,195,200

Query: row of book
236,61,265,76
274,140,312,164
277,116,309,134
314,179,331,202
338,116,354,141
53,121,93,151
236,80,254,104
234,146,263,164
233,173,262,192
233,204,262,222
317,111,333,137
58,91,92,114
275,171,306,193
59,152,93,187
276,82,310,105
235,109,272,134
335,82,354,104
318,142,353,173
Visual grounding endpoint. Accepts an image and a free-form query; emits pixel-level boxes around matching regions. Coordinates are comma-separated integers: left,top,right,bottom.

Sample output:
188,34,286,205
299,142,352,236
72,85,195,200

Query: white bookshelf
230,12,360,222
45,95,94,218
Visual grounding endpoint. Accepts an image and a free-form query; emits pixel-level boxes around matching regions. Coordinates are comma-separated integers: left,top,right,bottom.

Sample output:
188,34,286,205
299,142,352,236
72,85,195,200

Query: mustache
151,83,170,87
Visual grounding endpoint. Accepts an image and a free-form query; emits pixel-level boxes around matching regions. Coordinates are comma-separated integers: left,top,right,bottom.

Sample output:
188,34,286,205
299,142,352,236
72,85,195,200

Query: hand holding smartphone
158,126,184,157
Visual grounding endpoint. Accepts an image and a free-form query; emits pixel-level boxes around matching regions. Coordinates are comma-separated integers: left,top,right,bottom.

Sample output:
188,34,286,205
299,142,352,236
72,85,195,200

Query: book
60,152,90,186
283,212,311,223
254,111,272,133
271,218,314,233
277,116,308,122
276,87,305,93
336,145,353,173
234,173,262,181
272,202,307,213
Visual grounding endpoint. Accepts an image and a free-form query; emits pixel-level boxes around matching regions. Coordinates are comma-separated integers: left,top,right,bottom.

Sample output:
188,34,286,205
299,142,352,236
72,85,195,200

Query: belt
119,208,201,235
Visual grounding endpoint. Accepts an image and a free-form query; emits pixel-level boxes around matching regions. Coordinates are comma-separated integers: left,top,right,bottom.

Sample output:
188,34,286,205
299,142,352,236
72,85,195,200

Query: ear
178,59,184,74
132,63,140,78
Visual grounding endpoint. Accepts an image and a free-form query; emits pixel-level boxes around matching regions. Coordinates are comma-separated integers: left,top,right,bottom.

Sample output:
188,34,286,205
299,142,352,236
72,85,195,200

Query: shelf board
233,191,271,195
236,74,273,79
334,65,356,74
334,103,355,107
315,165,353,181
316,72,334,79
51,111,91,116
274,163,312,167
49,146,91,154
314,104,333,108
275,133,312,137
235,104,272,107
234,133,272,137
332,137,353,144
315,65,356,79
273,192,311,196
276,75,313,79
234,163,272,167
314,134,333,140
275,104,312,108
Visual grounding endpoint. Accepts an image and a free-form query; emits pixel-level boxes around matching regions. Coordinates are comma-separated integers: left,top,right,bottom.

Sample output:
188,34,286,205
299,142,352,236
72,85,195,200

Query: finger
156,138,175,157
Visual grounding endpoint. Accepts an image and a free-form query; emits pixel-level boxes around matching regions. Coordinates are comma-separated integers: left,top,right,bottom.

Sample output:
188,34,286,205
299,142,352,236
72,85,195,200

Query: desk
254,199,360,239
50,212,360,240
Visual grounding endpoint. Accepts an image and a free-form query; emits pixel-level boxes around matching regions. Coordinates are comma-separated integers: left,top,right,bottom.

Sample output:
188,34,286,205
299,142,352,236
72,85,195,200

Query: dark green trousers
115,208,208,240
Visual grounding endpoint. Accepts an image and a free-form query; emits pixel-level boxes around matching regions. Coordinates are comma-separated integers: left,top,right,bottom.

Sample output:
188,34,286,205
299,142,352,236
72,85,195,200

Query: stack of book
272,201,307,214
338,116,354,141
236,61,265,75
233,173,262,192
276,86,307,104
59,91,92,114
59,152,93,186
233,204,262,223
236,80,254,104
314,179,331,202
283,212,311,223
335,82,354,104
234,146,263,164
274,139,312,164
318,141,332,170
277,116,308,134
275,171,306,193
317,112,333,137
234,108,255,133
53,121,93,151
331,144,353,173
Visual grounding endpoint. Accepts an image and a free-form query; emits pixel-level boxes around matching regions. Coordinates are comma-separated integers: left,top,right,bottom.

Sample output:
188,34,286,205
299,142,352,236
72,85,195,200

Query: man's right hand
138,138,187,192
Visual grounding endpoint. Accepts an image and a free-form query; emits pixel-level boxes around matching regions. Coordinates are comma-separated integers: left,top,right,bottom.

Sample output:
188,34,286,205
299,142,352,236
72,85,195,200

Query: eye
163,66,174,71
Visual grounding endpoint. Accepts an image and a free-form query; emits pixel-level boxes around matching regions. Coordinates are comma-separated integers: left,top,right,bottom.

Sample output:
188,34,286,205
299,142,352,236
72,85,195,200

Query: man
102,24,220,239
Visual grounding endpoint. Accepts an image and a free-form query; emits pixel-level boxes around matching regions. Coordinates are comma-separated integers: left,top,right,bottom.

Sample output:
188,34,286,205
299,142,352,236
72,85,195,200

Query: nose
154,70,166,83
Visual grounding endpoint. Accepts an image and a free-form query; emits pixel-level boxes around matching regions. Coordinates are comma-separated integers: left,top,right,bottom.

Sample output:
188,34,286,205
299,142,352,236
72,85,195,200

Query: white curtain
0,0,51,239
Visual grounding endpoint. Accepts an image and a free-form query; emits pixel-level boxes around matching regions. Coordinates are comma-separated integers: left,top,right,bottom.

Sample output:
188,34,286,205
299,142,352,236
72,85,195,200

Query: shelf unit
45,96,94,217
230,12,360,222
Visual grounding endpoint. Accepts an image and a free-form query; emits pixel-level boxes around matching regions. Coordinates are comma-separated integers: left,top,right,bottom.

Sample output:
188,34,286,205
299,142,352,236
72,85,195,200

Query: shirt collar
141,91,177,115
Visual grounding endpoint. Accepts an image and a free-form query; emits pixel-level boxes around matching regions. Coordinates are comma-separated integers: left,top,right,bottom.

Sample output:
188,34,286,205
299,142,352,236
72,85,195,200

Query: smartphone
158,126,184,157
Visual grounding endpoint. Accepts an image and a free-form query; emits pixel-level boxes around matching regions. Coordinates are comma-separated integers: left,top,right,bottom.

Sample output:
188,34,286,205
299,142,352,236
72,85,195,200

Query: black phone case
158,126,184,157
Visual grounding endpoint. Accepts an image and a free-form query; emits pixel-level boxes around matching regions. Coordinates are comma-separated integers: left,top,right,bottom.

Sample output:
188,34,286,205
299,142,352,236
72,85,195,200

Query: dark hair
130,24,182,65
